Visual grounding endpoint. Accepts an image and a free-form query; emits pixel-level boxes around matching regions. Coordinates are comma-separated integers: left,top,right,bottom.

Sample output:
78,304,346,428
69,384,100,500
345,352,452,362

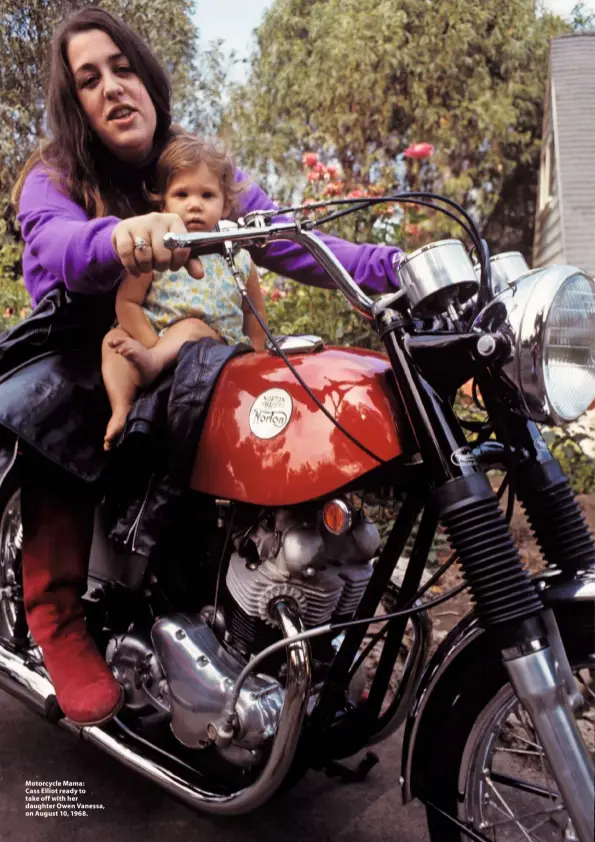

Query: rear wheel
0,468,24,642
424,606,594,842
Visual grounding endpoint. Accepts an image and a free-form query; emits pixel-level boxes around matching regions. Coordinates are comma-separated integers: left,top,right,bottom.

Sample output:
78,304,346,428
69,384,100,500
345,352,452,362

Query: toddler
102,134,267,449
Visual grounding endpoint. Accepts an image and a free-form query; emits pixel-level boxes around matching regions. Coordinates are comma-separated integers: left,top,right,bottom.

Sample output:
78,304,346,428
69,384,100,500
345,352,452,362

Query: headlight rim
474,265,595,426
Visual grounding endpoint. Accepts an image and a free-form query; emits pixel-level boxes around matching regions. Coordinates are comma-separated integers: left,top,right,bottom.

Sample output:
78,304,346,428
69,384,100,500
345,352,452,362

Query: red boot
20,467,123,726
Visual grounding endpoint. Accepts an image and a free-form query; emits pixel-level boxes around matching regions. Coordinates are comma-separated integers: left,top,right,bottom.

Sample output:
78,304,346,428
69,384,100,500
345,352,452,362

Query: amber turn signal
322,499,353,535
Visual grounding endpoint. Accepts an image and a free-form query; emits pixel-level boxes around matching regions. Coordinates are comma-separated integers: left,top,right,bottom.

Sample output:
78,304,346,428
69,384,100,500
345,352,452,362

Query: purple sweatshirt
18,166,402,306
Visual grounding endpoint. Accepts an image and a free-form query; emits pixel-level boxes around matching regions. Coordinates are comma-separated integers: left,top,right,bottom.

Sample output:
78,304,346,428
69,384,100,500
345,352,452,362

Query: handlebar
163,220,375,320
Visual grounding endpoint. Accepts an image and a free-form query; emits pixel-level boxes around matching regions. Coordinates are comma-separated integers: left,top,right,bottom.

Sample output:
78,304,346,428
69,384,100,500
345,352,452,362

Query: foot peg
321,750,379,783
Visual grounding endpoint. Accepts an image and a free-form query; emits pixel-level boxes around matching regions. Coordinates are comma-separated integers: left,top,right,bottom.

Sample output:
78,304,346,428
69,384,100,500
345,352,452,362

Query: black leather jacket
0,288,250,559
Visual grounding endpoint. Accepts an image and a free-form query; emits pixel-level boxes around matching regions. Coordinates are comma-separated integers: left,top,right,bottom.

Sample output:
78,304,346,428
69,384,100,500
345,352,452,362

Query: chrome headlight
474,266,595,424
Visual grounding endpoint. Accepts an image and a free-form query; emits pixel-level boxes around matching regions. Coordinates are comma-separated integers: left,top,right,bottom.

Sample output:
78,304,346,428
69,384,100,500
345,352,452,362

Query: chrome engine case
151,615,284,751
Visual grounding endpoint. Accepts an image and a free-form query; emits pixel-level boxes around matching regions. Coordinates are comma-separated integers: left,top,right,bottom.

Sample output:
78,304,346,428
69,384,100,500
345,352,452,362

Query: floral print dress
142,249,252,345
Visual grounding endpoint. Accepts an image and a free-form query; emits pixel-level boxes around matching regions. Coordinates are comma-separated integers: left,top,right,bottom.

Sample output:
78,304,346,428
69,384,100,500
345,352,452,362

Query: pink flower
313,162,327,174
348,188,365,199
307,171,321,182
322,182,344,197
403,142,434,159
326,164,339,179
302,152,318,168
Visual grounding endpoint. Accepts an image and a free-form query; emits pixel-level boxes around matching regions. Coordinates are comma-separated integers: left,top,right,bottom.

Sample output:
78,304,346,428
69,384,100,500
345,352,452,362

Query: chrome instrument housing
473,251,531,295
396,239,479,317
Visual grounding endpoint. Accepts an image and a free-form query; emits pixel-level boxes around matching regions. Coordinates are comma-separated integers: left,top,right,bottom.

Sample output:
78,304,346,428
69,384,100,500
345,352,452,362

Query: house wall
533,78,564,268
551,34,595,277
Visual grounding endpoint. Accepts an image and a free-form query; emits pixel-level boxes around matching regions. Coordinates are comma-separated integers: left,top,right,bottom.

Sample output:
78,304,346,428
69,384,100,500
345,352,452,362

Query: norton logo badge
450,446,477,467
249,389,293,439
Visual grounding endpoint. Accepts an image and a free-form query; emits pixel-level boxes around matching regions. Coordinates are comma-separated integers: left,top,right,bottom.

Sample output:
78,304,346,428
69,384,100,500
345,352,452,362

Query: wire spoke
466,662,594,842
495,747,544,757
484,802,564,830
526,809,566,836
484,778,539,842
489,771,558,800
517,707,558,804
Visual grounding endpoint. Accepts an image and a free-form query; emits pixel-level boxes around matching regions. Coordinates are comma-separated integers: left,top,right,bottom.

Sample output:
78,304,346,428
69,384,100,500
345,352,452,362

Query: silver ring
134,237,148,251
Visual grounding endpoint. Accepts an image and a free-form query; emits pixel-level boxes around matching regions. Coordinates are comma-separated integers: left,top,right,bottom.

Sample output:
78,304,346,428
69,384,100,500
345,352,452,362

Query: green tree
231,0,571,258
0,0,224,330
570,1,595,30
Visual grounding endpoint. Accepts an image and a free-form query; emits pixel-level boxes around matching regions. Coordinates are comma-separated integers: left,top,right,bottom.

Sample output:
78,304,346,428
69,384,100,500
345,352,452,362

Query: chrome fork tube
503,644,594,842
540,608,584,710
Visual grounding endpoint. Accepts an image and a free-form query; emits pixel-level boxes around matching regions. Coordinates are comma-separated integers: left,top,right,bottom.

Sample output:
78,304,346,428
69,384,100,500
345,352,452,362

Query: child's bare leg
102,328,141,451
109,319,221,386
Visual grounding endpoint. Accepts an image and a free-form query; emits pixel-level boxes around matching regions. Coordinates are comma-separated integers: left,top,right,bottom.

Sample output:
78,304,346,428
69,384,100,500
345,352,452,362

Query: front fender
400,570,595,803
400,611,494,803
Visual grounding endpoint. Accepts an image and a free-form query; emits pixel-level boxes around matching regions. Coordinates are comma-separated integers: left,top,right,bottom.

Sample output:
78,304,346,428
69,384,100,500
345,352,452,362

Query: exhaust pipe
0,643,80,736
0,602,311,815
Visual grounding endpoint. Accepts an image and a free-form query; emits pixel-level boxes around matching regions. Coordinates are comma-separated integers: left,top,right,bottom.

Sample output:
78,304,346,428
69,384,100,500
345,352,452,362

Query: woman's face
67,28,157,163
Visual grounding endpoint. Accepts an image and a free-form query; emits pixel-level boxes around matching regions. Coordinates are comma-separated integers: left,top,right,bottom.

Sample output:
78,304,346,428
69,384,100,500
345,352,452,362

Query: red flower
322,182,344,197
271,290,281,302
404,222,421,237
348,188,365,199
307,170,321,182
302,152,318,168
326,164,339,179
403,142,434,159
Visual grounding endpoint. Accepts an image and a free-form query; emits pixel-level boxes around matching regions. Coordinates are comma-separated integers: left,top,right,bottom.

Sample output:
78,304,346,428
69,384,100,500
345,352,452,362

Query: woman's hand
111,212,204,278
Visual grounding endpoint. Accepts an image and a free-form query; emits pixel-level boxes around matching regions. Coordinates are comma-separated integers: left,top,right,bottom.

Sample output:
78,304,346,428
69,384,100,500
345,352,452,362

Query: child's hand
186,257,204,280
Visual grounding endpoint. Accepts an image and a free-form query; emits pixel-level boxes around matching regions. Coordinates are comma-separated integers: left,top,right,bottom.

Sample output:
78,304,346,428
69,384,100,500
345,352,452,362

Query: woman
3,6,403,727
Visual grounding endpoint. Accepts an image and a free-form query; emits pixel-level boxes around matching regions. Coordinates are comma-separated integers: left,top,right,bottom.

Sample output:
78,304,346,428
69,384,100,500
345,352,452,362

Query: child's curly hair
148,132,243,214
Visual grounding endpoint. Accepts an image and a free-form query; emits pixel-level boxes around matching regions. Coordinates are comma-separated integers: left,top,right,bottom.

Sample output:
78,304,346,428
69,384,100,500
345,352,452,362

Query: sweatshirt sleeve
235,169,403,295
17,167,124,299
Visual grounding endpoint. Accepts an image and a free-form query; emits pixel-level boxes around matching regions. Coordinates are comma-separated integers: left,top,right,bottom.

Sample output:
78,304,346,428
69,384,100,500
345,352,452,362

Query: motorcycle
0,191,593,841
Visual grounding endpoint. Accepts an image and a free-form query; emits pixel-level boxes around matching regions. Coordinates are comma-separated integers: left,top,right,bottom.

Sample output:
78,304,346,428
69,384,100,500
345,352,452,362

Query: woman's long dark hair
12,5,173,218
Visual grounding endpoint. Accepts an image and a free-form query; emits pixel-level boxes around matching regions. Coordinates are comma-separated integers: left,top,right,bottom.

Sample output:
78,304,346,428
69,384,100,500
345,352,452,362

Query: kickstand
320,751,379,783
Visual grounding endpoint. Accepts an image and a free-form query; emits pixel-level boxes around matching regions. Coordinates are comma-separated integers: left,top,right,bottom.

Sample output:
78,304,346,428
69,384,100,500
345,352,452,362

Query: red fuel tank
190,346,409,505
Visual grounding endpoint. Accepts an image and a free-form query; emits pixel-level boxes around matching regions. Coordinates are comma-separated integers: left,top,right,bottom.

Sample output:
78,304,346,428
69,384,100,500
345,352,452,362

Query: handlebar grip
162,232,227,258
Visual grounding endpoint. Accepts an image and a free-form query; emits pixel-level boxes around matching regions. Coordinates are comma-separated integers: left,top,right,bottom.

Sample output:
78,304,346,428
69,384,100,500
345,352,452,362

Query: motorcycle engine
226,504,380,647
107,500,379,769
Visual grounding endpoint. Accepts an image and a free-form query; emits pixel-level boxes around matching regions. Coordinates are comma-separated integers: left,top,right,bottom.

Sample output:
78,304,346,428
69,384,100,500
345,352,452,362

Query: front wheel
424,605,594,842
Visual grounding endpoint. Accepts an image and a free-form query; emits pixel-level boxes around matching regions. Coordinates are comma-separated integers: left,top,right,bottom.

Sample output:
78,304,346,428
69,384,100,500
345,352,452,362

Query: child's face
164,163,229,231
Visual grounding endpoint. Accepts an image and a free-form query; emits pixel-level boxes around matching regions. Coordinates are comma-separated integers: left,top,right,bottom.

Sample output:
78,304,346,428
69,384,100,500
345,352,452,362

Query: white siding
552,34,595,277
533,77,565,268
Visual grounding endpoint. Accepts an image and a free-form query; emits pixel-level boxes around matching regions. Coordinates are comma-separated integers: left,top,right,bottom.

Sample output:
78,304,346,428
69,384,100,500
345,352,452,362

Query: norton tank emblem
249,389,293,439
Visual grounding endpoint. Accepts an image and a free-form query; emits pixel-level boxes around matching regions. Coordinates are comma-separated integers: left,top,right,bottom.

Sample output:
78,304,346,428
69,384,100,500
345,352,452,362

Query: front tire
423,604,594,842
